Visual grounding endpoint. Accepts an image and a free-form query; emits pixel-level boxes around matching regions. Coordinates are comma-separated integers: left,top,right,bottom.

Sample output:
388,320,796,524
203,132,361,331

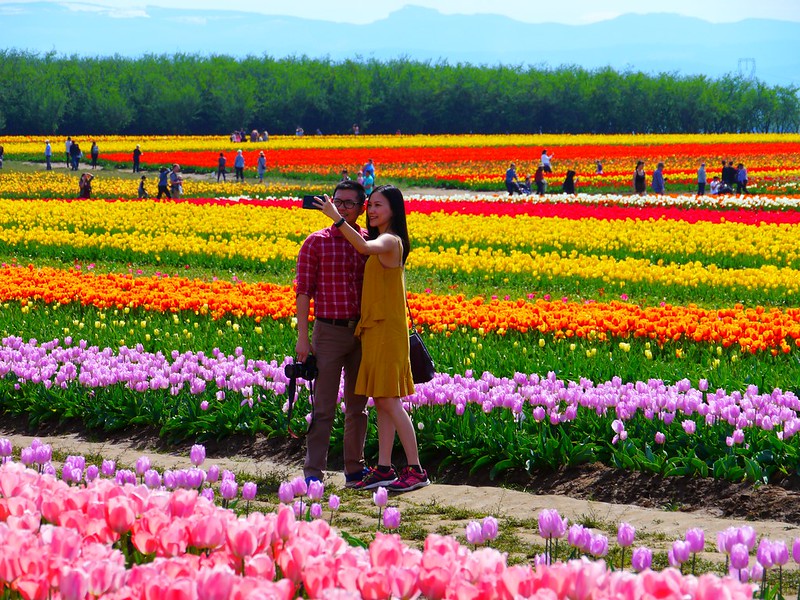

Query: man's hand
296,336,311,363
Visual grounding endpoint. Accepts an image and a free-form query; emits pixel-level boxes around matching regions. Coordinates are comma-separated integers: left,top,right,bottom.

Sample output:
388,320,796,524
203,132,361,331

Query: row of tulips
3,334,800,481
0,450,758,600
4,133,800,192
3,265,800,353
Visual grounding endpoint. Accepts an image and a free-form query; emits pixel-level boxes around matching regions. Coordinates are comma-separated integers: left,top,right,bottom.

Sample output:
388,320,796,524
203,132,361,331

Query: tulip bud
135,456,151,476
465,521,484,546
328,494,340,511
0,437,12,457
190,444,206,466
242,482,257,501
685,528,705,553
373,486,388,508
278,482,295,504
481,516,499,541
206,464,220,483
291,476,307,497
307,480,324,501
101,459,116,477
617,522,635,547
383,507,401,530
220,479,238,500
310,503,323,519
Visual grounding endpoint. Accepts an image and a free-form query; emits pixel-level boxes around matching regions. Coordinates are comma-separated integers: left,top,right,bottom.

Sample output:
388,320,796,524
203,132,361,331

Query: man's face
332,189,365,226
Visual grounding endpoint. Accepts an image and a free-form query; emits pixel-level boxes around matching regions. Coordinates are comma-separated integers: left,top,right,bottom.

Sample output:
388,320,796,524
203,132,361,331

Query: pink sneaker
387,466,430,492
353,467,397,490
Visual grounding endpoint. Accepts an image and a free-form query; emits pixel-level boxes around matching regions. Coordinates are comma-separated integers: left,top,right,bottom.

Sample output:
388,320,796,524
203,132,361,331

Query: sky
3,0,800,24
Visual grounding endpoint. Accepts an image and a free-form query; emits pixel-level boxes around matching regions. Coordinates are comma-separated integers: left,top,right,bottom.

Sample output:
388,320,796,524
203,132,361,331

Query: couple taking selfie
295,181,429,492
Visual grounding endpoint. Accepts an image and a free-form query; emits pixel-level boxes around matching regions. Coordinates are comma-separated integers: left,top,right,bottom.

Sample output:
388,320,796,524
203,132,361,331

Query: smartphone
302,195,321,210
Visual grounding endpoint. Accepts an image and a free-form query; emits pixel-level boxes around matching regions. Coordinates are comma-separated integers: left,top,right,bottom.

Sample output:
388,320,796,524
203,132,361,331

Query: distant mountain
2,3,798,86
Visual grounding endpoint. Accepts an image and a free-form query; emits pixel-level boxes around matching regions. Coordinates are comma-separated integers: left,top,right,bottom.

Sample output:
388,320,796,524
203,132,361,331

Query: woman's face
367,192,393,230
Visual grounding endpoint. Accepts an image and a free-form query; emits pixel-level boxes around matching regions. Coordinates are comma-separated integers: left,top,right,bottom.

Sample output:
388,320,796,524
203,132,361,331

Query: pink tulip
196,566,236,600
307,480,324,501
373,486,388,508
481,516,499,542
654,431,666,444
277,482,294,504
190,513,226,550
358,567,391,599
328,494,340,511
388,565,420,600
105,496,136,535
59,567,89,600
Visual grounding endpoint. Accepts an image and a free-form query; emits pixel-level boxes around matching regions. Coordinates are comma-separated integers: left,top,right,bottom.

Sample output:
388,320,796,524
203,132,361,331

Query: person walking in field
257,151,267,183
90,141,99,169
697,163,707,196
157,166,171,199
217,153,227,182
234,150,245,182
169,164,183,198
651,162,665,195
633,161,646,196
132,145,142,173
45,140,52,170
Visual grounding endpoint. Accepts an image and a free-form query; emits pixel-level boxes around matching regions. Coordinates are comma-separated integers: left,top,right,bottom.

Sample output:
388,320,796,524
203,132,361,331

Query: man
697,163,706,196
45,140,52,170
157,166,171,199
65,137,72,168
133,145,142,173
362,158,375,180
505,162,521,195
295,180,370,488
169,164,183,198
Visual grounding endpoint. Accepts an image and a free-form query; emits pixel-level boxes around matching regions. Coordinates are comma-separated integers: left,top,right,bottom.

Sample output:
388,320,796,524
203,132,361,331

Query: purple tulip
307,480,324,501
185,468,206,489
328,494,340,511
189,444,206,466
221,469,235,482
200,400,210,411
481,516,499,542
163,470,177,489
654,432,666,444
568,524,590,551
278,482,295,504
310,503,323,519
0,438,12,457
290,476,307,497
382,507,401,530
292,500,306,518
85,465,99,482
466,521,484,546
373,486,388,508
101,459,116,477
589,533,608,557
671,540,691,565
20,447,35,466
242,481,257,501
681,420,696,435
220,479,238,500
34,444,52,464
206,464,220,483
757,538,774,569
201,487,215,503
42,463,56,477
685,528,705,553
730,543,750,571
144,469,162,488
737,526,757,551
617,522,635,547
538,509,567,539
135,456,151,476
772,540,789,566
631,547,653,572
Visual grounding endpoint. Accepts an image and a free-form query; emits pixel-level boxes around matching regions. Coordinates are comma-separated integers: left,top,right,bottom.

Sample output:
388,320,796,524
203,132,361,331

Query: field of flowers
3,133,800,194
2,133,800,598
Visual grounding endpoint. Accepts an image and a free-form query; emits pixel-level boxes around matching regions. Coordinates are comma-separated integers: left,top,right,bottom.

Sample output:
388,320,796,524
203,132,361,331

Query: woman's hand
314,195,343,222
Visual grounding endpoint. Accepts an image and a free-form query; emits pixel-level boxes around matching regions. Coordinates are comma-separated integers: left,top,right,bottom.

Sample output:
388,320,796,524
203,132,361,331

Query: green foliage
0,50,798,135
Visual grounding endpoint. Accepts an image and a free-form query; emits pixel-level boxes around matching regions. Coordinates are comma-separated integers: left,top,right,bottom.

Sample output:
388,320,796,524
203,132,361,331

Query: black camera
284,355,318,381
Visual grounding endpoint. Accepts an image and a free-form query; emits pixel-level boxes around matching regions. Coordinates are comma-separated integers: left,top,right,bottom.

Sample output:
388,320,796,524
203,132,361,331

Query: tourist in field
520,175,532,194
710,176,721,195
722,161,736,188
217,153,227,182
595,160,603,174
69,141,82,171
65,137,72,168
316,184,430,493
45,140,52,170
169,164,183,198
157,166,171,198
257,151,267,183
363,169,375,197
633,161,646,195
0,145,3,169
697,163,707,195
90,141,99,169
78,173,93,198
534,166,546,195
562,170,577,195
132,145,142,173
651,162,665,195
295,180,370,489
357,170,364,186
341,169,350,181
541,149,554,173
138,175,149,199
736,163,749,194
234,150,245,182
505,162,521,195
363,159,376,181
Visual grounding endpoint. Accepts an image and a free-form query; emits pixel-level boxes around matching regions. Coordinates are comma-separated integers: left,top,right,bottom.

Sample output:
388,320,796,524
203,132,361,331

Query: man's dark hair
334,179,367,203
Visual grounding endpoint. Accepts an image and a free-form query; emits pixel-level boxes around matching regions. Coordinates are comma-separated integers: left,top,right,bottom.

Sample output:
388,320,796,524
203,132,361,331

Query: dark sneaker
344,467,370,489
352,467,397,490
387,467,430,493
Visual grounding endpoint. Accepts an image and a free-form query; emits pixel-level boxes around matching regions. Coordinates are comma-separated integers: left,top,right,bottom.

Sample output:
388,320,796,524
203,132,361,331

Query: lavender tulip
631,547,653,572
0,437,12,457
242,481,257,501
772,540,789,566
206,464,220,483
307,480,324,501
730,543,750,571
328,494,340,511
310,503,323,519
290,476,307,497
20,447,35,466
101,459,116,477
382,507,401,530
481,516,499,542
144,469,162,488
466,521,484,546
85,465,99,482
189,444,206,466
135,456,151,476
589,533,608,557
220,479,238,500
756,538,774,569
373,486,388,508
278,482,295,504
685,528,705,553
292,500,306,518
617,522,635,547
201,487,215,503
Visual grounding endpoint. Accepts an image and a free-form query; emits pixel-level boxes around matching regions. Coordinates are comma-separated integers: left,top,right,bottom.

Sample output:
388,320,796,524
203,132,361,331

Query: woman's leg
376,397,420,466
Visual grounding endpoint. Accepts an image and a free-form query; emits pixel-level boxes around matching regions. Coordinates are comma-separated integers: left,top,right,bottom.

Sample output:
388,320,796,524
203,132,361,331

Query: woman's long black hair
367,184,411,265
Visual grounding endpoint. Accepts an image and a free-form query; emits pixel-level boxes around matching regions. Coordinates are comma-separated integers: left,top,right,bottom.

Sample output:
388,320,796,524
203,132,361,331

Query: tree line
1,50,798,136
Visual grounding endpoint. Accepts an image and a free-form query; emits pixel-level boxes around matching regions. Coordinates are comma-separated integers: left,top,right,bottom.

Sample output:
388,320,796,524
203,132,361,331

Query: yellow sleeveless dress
355,249,415,398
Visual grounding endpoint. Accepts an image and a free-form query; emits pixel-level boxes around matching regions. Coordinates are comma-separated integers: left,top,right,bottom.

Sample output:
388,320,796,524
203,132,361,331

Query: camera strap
287,377,314,439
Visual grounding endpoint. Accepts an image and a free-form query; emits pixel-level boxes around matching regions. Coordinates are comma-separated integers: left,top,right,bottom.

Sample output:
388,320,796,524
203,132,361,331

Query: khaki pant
304,321,368,480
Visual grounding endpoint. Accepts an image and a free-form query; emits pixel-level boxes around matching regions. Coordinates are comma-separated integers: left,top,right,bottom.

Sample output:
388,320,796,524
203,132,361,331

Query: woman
534,166,545,196
562,170,577,195
169,164,183,199
317,184,429,493
78,173,93,198
736,163,748,194
90,141,99,169
633,161,646,195
257,151,267,183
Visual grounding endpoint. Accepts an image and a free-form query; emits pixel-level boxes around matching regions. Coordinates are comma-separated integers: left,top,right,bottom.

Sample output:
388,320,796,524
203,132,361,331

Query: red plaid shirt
296,224,368,319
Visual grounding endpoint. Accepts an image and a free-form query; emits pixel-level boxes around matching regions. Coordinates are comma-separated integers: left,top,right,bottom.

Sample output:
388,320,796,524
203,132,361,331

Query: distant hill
2,3,798,86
